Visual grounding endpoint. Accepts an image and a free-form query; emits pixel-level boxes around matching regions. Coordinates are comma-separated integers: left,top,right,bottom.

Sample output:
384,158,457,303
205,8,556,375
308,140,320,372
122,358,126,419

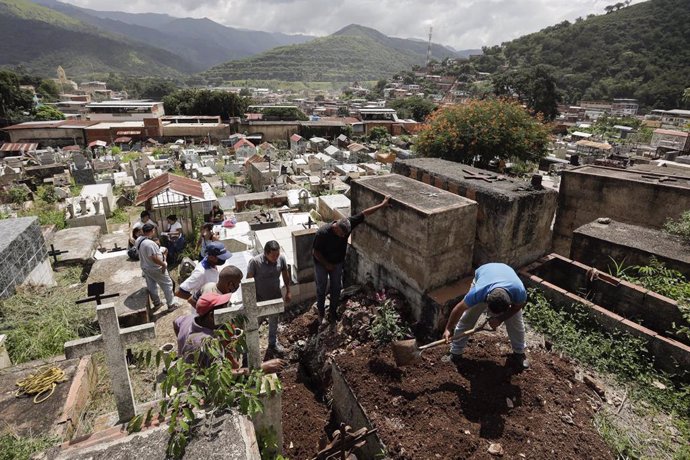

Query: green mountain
476,0,690,109
33,0,315,71
0,0,196,78
202,24,464,82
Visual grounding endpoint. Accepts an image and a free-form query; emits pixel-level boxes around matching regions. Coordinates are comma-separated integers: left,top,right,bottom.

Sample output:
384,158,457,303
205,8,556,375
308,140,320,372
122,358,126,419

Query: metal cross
75,282,120,306
47,244,68,265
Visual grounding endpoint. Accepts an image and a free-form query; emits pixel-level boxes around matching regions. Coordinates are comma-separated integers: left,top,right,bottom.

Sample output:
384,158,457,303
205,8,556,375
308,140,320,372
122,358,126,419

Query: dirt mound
336,338,613,460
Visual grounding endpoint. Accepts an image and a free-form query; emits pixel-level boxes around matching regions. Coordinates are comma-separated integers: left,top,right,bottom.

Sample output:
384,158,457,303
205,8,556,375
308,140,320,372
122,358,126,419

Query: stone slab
87,254,149,326
393,158,558,267
254,225,303,269
44,410,260,460
350,174,478,257
317,194,351,221
51,226,101,267
571,219,690,279
0,217,49,298
0,358,82,438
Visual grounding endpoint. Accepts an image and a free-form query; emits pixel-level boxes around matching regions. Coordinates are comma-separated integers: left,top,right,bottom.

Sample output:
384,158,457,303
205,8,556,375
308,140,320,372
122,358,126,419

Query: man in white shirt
133,210,157,233
176,241,231,308
136,223,175,309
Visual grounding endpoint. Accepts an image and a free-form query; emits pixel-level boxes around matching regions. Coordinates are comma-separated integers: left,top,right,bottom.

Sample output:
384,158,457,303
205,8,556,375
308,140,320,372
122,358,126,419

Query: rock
583,374,606,397
652,380,667,390
561,415,575,425
488,443,504,456
506,398,514,409
464,430,471,435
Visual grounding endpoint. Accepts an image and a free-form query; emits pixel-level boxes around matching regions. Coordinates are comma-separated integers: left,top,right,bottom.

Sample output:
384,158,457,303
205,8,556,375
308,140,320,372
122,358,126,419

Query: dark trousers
314,260,343,317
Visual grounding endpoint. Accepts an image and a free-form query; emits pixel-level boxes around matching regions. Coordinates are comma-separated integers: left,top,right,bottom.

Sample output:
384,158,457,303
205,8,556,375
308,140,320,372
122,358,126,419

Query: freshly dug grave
336,337,614,460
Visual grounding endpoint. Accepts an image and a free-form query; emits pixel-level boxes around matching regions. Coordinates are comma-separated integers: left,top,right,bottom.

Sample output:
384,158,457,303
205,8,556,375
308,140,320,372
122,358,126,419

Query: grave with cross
214,278,284,449
65,284,155,422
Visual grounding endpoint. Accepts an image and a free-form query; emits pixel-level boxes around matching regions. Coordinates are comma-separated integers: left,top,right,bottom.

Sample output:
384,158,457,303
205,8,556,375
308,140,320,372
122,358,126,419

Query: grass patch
107,207,131,225
525,289,690,457
0,267,96,364
0,432,58,460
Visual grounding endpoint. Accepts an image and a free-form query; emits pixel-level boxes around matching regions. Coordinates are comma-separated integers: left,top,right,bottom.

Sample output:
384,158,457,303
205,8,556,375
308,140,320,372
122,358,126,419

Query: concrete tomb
0,217,55,298
553,165,690,255
49,226,101,269
317,194,351,221
393,158,558,267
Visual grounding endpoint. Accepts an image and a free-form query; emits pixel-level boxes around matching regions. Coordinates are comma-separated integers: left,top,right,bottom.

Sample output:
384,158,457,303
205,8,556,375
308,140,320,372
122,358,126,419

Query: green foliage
492,66,560,120
180,214,203,261
127,323,273,459
367,127,390,144
219,172,237,185
8,185,29,204
524,289,690,416
594,412,643,460
260,107,308,121
665,211,690,244
36,185,57,204
19,196,67,229
415,98,550,167
32,104,64,121
0,433,58,460
0,268,95,364
370,296,411,345
0,70,34,122
163,89,249,120
108,207,130,224
388,96,437,122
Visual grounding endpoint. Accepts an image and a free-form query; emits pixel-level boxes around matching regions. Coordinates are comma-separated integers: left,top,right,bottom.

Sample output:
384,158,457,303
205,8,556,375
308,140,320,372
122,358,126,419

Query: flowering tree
415,98,550,167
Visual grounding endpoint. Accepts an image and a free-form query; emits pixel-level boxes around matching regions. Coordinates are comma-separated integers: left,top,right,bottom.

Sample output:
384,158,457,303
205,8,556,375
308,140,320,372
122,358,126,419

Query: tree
140,79,177,100
415,98,550,167
336,106,350,117
368,127,390,144
492,66,560,121
683,88,690,107
33,105,65,121
0,70,34,122
163,89,249,120
389,97,437,122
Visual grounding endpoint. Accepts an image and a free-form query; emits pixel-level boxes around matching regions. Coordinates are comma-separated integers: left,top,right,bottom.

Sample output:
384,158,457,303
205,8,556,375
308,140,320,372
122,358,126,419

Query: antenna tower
425,26,433,68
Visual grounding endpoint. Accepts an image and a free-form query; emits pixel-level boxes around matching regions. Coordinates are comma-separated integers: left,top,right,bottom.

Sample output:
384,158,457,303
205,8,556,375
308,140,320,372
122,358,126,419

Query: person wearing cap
247,240,291,356
312,195,390,323
442,263,529,370
173,291,286,374
176,241,232,307
191,265,243,305
137,223,175,310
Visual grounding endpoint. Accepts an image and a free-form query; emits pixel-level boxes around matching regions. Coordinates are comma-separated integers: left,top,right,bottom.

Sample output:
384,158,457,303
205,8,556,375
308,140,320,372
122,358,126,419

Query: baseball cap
196,292,231,316
206,242,232,261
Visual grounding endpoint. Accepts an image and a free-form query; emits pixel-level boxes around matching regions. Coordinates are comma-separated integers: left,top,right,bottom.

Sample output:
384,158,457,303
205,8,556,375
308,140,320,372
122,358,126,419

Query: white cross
214,278,284,369
64,303,155,422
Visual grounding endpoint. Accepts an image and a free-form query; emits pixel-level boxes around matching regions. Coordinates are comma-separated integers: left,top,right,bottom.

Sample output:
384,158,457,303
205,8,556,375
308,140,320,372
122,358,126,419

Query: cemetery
0,132,689,460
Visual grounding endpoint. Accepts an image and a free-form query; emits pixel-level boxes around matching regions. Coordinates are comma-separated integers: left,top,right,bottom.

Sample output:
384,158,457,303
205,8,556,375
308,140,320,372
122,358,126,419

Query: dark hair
264,240,280,253
486,288,511,314
142,223,155,233
132,227,142,238
202,223,214,232
140,210,150,219
167,215,177,221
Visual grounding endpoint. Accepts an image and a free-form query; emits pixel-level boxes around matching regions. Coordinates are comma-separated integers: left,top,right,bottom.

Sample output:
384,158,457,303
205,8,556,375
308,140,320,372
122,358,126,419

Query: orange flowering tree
415,98,550,167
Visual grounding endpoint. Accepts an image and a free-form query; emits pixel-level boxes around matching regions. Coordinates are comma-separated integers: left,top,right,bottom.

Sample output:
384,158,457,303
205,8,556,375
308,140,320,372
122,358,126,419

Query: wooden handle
419,319,491,351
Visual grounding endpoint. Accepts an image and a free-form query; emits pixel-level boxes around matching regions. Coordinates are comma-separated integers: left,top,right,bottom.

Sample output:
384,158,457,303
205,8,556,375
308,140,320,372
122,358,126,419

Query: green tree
163,89,249,120
492,66,560,120
33,105,65,121
415,98,550,167
389,96,437,122
0,70,34,122
683,88,690,108
140,79,177,100
36,80,61,102
368,126,390,143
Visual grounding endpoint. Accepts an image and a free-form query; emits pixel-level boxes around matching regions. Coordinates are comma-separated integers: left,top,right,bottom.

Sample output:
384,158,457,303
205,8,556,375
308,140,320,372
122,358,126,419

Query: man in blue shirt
443,263,529,370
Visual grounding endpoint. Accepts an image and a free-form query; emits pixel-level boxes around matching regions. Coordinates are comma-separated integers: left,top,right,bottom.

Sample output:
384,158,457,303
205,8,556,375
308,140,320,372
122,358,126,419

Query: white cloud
62,0,645,49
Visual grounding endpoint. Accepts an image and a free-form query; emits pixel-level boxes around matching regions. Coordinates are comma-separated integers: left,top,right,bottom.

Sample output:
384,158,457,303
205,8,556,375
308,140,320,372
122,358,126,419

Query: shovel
392,318,492,367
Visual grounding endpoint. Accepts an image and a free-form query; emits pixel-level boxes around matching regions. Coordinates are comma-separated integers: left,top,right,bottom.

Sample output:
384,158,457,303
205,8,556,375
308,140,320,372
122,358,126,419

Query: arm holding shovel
443,300,469,343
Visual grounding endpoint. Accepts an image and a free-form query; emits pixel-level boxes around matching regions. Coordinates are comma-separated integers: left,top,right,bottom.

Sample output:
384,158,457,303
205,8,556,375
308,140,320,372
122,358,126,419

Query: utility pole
425,26,433,69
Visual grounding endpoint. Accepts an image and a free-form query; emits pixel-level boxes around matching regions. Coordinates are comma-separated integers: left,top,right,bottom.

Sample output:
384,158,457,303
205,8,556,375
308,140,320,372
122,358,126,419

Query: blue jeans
314,261,343,317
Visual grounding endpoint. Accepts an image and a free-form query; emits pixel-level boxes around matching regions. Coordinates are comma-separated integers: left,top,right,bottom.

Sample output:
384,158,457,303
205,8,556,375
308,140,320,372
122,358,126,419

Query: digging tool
392,318,492,367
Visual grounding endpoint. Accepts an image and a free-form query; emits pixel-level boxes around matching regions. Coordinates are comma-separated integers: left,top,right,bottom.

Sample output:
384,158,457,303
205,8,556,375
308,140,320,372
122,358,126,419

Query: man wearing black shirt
312,195,390,323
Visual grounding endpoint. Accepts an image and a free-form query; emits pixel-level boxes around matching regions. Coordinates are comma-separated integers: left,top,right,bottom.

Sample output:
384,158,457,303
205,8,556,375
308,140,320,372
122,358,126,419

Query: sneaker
441,353,464,365
507,353,530,371
268,343,287,357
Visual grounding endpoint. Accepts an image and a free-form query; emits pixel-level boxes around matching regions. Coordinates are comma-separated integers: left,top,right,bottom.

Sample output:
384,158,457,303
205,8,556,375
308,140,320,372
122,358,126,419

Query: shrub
8,186,29,204
665,211,690,244
370,294,411,344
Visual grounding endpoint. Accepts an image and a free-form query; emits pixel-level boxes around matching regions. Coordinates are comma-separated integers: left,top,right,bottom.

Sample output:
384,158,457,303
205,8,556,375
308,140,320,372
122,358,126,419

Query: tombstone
64,303,155,421
71,152,96,185
73,152,88,170
39,151,56,165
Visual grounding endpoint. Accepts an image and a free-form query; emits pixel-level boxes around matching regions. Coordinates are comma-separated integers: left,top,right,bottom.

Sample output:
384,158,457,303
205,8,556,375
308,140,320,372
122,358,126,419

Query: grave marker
48,244,68,265
64,303,155,421
75,281,119,306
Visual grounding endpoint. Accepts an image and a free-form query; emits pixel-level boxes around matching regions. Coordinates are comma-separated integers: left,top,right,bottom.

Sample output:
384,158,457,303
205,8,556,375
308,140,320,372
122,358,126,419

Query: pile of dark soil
335,337,613,460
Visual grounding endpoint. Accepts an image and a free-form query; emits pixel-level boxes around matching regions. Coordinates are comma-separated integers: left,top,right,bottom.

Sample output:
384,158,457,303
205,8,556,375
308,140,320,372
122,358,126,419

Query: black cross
48,244,68,265
75,282,120,306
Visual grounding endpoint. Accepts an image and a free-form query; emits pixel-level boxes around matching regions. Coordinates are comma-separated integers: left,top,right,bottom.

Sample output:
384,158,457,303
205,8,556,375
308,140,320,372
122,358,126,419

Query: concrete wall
0,217,50,298
571,219,690,279
553,166,690,255
393,158,558,268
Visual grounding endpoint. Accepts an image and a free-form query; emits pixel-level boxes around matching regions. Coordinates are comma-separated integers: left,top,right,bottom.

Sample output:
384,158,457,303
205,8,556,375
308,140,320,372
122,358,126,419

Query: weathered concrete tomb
571,219,690,279
348,174,477,335
48,226,101,269
0,217,55,298
553,165,690,256
393,158,557,268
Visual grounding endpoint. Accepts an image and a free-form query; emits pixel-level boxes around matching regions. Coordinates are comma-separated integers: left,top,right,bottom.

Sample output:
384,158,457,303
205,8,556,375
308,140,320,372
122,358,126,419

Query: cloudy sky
62,0,645,49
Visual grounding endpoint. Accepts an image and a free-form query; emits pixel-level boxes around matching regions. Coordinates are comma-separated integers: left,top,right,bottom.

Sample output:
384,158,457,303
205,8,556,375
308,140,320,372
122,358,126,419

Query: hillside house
257,142,278,159
233,138,258,160
651,129,690,153
611,98,639,116
85,100,165,122
290,134,307,154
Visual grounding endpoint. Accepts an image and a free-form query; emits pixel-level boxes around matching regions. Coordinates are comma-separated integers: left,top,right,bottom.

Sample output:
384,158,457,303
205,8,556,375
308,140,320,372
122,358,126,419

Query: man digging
443,263,529,371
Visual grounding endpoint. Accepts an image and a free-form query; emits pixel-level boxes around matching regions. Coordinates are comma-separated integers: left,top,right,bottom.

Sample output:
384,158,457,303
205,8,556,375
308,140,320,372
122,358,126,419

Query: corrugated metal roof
135,173,205,205
654,129,689,137
0,143,38,151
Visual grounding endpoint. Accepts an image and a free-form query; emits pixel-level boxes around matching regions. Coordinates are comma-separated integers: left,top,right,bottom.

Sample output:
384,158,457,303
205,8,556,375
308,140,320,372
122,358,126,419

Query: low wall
520,254,690,375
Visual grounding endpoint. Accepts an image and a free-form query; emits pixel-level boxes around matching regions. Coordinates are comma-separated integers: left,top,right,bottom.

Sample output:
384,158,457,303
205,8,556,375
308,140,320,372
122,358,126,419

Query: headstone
72,153,88,170
39,151,56,165
64,303,155,421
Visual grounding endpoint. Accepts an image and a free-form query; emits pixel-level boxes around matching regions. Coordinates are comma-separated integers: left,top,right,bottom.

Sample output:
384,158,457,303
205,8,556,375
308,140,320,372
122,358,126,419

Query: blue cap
206,242,232,261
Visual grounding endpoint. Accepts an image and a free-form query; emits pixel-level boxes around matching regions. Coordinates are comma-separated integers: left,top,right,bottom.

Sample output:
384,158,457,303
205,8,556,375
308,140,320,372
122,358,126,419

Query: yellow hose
15,366,67,404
